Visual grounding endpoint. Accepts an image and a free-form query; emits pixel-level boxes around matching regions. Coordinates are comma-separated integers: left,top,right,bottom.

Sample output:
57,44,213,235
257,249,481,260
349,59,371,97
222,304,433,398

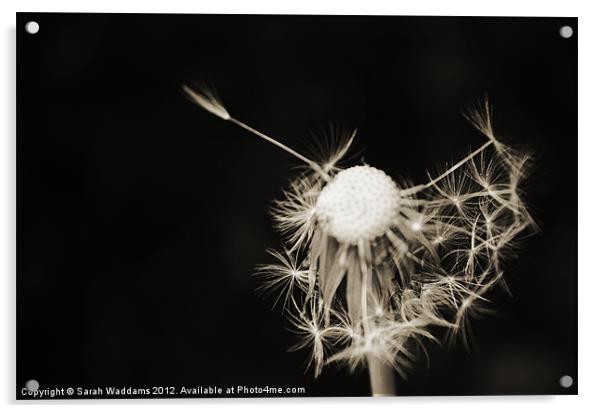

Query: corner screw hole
25,21,39,34
559,375,573,388
559,25,573,39
25,379,39,392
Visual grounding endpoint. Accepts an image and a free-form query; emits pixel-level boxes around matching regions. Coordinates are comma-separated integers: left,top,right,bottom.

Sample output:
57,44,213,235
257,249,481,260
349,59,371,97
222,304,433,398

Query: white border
2,1,600,412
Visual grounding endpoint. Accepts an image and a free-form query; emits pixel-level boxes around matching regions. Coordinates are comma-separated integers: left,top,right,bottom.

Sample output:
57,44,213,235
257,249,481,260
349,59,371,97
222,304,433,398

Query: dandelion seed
185,84,536,396
182,84,230,121
255,249,309,309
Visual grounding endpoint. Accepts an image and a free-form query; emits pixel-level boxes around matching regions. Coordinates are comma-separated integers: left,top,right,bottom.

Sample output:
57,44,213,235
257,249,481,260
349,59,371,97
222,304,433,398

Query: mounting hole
559,375,573,388
25,21,39,34
25,379,39,392
559,25,573,39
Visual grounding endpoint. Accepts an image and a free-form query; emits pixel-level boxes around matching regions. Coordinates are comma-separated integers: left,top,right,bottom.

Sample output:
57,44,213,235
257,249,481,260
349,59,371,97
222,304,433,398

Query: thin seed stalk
229,117,331,181
368,356,396,396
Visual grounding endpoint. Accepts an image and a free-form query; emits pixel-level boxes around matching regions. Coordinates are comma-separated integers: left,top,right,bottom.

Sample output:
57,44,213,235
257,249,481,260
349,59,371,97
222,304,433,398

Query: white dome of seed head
315,165,400,245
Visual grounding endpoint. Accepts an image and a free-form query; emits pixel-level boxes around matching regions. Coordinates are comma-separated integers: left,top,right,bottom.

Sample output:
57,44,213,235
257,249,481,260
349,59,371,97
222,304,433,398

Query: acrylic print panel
16,13,577,399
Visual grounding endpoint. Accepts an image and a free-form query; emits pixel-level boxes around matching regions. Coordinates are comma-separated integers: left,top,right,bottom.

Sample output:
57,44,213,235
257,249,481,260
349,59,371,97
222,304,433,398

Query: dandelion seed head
185,85,536,381
315,165,400,244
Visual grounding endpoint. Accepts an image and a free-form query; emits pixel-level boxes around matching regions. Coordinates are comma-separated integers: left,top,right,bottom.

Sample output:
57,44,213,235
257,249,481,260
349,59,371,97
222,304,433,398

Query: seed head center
315,165,400,244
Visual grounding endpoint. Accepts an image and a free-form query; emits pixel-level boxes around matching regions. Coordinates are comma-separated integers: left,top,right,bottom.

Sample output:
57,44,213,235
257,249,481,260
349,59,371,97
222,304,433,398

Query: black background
17,13,577,397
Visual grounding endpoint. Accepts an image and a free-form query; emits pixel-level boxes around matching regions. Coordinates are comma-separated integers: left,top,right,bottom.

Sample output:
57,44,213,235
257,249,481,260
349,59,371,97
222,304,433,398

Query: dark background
17,13,577,397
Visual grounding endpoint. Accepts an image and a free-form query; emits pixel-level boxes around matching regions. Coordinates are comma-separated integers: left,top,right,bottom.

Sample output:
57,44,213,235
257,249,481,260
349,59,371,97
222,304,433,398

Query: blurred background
17,13,577,397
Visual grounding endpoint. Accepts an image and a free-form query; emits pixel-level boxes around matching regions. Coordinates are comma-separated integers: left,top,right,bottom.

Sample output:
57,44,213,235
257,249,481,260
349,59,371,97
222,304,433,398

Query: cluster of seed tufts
315,165,400,244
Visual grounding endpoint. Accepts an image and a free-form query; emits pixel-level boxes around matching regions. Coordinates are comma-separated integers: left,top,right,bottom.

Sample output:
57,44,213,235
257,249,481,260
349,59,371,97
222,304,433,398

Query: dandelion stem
229,117,330,180
368,356,396,396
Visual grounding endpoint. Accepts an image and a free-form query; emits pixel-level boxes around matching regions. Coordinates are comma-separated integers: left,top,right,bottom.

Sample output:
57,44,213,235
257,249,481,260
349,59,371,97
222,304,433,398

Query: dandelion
184,85,536,396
